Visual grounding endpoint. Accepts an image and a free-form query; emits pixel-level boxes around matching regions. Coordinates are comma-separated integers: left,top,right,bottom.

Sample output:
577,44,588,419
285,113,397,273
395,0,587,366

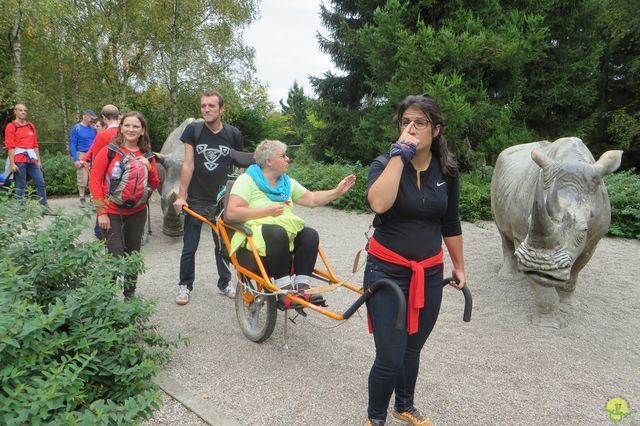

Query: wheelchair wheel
235,275,277,343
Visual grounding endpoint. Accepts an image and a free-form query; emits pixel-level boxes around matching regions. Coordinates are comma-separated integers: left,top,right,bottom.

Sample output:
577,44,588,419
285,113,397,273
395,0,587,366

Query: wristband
389,141,416,164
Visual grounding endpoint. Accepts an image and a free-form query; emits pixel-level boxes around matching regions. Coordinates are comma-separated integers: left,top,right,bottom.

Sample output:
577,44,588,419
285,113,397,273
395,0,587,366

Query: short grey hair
254,140,287,167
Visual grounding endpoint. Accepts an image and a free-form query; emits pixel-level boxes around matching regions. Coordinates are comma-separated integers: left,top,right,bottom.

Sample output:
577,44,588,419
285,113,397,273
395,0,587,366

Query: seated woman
225,139,355,294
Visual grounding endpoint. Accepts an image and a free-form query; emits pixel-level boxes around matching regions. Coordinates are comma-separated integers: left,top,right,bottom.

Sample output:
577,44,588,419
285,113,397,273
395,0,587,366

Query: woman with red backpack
89,111,160,298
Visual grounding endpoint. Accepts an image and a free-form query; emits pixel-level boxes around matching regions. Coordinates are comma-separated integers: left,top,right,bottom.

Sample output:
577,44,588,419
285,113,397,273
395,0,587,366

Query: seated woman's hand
336,174,356,195
266,204,284,217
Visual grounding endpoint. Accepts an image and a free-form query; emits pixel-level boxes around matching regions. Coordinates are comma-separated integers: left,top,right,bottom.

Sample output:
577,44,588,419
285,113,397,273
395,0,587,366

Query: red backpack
106,143,154,209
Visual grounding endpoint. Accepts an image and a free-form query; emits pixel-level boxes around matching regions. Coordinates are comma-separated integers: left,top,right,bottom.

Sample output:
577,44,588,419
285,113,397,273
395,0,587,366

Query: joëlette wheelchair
182,149,472,344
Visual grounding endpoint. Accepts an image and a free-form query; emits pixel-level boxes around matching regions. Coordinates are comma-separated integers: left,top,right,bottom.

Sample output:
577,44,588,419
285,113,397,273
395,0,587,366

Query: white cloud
243,0,340,107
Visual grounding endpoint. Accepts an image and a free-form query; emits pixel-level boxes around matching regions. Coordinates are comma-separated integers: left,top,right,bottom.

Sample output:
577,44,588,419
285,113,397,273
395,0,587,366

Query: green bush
0,194,180,424
42,152,78,196
459,167,493,222
604,169,640,239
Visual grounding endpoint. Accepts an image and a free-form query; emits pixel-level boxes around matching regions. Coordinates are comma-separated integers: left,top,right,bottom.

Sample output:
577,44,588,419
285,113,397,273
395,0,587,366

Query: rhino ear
531,148,553,169
594,150,623,177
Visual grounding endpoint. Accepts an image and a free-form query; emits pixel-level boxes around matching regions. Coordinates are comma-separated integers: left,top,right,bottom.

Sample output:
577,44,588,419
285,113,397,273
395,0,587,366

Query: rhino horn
529,171,556,245
594,150,623,178
531,148,553,169
545,178,561,220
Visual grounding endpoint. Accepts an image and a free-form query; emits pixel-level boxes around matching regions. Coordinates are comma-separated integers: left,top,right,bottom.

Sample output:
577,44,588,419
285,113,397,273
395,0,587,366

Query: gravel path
49,195,639,426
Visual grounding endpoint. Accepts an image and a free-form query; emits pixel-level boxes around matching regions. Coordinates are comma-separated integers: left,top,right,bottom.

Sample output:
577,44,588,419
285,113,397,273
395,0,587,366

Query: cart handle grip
342,278,406,331
443,277,472,323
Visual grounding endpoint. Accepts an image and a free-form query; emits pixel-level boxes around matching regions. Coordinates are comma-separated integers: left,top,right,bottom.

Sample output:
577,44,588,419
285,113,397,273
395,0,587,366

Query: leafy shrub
459,167,493,222
604,169,640,239
42,152,77,196
0,194,179,424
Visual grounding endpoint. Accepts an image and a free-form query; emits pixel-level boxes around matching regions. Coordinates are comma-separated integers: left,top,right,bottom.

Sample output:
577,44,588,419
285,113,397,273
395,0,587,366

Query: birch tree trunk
9,0,24,99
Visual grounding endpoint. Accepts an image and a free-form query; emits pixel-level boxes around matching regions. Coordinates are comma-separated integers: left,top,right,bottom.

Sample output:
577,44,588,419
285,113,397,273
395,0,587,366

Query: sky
243,1,340,107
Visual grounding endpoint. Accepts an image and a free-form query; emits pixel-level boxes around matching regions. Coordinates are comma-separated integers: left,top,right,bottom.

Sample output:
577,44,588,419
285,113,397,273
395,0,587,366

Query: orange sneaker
391,407,434,426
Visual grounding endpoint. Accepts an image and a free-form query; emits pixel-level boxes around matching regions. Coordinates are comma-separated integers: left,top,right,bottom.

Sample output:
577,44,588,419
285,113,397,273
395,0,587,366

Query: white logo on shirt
436,181,446,187
196,144,230,171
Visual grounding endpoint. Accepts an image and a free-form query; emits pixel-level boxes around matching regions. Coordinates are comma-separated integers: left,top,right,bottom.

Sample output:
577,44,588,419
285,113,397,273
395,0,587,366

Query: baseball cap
83,109,98,119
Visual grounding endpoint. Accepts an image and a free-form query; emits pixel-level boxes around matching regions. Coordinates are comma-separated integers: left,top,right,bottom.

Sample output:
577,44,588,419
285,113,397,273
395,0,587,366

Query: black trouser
261,225,319,279
104,208,147,297
363,255,444,421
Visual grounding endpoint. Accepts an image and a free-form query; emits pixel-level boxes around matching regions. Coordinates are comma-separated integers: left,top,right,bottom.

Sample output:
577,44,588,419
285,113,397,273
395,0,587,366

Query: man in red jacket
80,104,120,164
4,103,50,207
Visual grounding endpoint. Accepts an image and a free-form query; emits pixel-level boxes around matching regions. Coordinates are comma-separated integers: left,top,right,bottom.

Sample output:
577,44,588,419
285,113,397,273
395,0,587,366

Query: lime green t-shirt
228,173,308,256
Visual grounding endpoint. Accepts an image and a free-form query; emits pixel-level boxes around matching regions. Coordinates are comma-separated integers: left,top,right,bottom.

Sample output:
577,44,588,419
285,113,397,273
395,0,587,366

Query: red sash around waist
368,236,443,335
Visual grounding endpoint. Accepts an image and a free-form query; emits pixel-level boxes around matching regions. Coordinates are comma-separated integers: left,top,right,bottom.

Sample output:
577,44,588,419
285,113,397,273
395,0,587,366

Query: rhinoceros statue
155,118,197,236
491,137,623,327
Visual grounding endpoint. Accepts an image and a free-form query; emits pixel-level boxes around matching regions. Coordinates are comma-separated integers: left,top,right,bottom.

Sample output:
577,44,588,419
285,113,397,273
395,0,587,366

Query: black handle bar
343,278,406,331
443,277,472,322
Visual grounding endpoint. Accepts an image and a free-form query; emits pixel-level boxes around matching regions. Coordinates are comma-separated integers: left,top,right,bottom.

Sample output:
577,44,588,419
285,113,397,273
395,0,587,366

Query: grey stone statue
491,137,623,327
155,118,196,236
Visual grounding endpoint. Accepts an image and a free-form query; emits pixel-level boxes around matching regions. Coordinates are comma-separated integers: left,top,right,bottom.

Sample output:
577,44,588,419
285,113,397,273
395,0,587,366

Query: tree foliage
313,0,639,170
0,0,261,147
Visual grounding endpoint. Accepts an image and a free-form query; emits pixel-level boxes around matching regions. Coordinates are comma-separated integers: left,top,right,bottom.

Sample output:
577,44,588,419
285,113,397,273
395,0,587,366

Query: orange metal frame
182,206,364,320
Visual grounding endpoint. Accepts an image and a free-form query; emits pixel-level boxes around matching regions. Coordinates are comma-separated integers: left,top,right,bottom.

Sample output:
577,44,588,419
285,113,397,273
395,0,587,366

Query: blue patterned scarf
246,164,291,202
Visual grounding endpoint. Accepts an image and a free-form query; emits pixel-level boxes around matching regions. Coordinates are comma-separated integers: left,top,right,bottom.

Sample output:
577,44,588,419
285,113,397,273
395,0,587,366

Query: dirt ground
48,194,639,426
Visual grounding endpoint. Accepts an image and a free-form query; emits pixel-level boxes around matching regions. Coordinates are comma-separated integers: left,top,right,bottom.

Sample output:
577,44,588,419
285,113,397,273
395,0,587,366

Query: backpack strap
106,143,125,164
192,121,206,143
107,143,154,162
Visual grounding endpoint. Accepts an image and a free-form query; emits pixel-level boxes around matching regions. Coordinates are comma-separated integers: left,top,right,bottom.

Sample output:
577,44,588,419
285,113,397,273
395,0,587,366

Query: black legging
363,255,444,421
261,225,319,279
103,208,147,297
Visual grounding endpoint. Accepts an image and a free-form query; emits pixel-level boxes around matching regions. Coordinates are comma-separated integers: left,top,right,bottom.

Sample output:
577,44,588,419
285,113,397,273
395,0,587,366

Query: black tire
235,275,277,343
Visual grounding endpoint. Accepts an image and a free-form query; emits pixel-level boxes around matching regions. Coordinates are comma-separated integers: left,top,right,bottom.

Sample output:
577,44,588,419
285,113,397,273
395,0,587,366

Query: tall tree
313,0,547,167
147,0,259,128
280,81,311,146
592,0,640,167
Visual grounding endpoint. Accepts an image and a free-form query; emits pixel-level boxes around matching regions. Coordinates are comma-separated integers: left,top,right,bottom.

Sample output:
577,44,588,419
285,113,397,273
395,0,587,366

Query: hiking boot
79,196,86,205
219,284,235,299
391,407,433,426
175,285,190,305
364,419,385,426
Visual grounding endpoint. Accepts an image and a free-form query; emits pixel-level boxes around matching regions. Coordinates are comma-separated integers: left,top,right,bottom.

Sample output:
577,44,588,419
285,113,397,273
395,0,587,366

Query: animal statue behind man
155,118,196,236
491,137,623,328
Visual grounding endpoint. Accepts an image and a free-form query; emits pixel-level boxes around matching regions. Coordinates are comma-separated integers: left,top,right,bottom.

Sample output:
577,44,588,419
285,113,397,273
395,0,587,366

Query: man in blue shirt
69,109,97,203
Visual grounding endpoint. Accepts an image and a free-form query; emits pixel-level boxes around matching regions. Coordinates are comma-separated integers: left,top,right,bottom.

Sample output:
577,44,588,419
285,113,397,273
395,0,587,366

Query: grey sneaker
175,285,190,305
219,285,235,299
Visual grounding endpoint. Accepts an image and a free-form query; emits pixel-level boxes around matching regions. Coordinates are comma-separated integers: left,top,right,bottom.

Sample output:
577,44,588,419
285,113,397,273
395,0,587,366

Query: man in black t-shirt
173,90,244,305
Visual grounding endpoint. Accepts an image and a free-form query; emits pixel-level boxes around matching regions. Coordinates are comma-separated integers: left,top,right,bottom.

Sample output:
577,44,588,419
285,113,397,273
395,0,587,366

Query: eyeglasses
400,118,431,130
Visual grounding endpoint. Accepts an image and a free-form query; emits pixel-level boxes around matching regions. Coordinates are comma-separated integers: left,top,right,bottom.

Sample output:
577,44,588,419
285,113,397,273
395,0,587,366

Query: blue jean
364,255,444,421
15,162,48,205
179,212,231,291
